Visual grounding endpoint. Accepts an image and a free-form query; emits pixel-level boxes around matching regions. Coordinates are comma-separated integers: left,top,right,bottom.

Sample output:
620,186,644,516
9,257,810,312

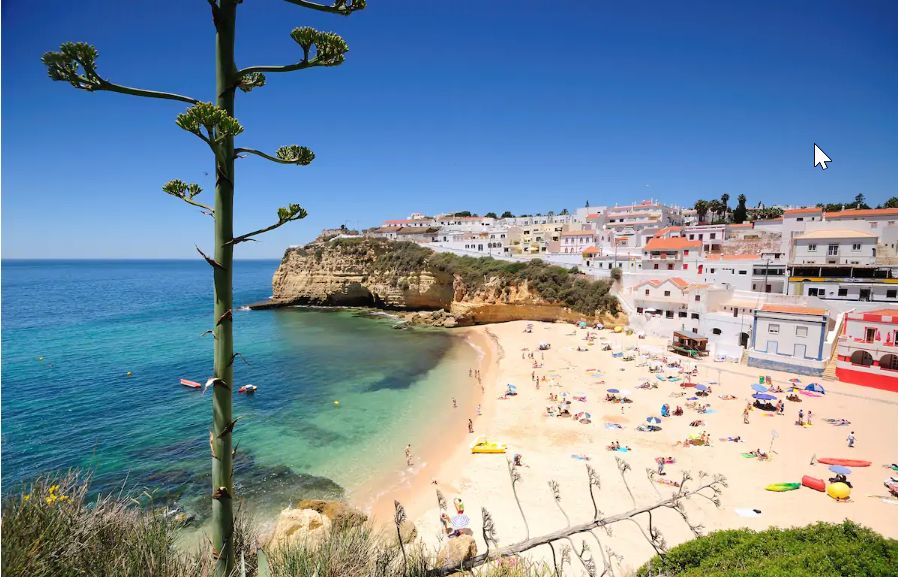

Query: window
851,243,861,251
769,324,780,334
712,328,722,335
887,290,897,299
691,313,699,320
689,234,694,240
865,327,876,343
653,264,659,270
664,290,671,297
838,288,848,297
733,308,739,317
739,270,747,275
683,264,688,270
808,244,817,251
710,268,716,273
665,311,674,319
828,244,838,256
797,217,804,222
710,233,716,240
796,326,808,337
809,288,819,296
683,249,689,256
636,307,644,313
694,295,701,302
678,311,687,318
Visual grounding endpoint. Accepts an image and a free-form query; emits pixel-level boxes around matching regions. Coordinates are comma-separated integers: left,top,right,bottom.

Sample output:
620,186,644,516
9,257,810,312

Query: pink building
835,308,898,392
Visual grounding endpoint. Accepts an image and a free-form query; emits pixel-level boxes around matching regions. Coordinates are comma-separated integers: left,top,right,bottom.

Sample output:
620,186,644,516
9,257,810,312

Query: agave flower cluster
290,27,349,66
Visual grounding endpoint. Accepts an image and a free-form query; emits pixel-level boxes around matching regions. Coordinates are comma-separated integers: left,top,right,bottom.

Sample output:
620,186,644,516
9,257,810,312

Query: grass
1,473,551,577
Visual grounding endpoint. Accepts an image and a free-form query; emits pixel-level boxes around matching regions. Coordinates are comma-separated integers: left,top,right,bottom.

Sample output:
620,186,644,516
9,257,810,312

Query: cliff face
267,240,625,326
271,242,454,309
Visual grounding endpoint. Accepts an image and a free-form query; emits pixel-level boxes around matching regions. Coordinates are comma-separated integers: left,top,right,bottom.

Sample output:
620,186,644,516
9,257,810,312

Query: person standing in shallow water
405,444,413,466
452,397,457,408
468,419,474,433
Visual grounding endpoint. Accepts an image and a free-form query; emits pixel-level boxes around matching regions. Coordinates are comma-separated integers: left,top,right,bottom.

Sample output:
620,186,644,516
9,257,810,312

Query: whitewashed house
747,304,832,375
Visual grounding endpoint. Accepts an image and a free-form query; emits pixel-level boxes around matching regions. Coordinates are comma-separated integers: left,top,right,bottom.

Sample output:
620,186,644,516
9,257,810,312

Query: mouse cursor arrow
813,144,831,170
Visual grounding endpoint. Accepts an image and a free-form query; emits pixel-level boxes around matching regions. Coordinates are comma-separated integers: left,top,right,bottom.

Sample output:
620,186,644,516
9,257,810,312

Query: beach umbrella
751,384,768,393
646,416,661,424
805,383,825,394
606,388,619,393
507,384,517,393
451,514,470,529
687,432,702,440
695,384,708,391
752,393,776,400
687,396,698,401
829,465,852,475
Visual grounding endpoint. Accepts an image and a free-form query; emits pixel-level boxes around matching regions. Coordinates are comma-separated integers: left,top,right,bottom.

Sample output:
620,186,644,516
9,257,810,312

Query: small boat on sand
180,378,201,389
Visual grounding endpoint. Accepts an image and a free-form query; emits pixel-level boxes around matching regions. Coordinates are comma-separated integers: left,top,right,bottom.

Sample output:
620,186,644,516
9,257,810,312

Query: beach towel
612,447,630,453
604,423,623,429
571,454,590,461
741,453,757,459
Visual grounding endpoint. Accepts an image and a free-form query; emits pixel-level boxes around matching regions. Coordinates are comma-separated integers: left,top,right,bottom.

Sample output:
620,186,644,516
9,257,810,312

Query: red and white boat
180,378,202,390
238,384,257,394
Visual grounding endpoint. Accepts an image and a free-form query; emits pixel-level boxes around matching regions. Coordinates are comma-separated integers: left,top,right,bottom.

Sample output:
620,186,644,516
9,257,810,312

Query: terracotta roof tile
825,208,898,219
760,304,827,316
784,207,823,215
644,237,703,251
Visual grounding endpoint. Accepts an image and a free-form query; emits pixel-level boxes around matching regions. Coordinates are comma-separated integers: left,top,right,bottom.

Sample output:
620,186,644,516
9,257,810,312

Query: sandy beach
375,320,898,573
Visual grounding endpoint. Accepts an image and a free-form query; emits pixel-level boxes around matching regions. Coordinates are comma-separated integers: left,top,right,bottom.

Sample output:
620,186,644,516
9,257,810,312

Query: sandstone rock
294,499,367,530
267,239,627,326
435,535,477,569
268,507,332,548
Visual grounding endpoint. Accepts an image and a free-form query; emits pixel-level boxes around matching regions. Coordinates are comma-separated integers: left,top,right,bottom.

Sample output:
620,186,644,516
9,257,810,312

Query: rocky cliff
262,239,625,326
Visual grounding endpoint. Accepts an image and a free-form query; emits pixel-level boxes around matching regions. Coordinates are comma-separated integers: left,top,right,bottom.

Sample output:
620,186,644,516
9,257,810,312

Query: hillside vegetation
637,521,898,577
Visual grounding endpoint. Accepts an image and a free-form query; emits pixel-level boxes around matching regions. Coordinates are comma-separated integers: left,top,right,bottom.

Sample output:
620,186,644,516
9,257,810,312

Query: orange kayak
817,458,871,467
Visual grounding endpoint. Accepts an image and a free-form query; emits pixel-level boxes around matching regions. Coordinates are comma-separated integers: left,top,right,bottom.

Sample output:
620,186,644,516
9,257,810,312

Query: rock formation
258,238,626,327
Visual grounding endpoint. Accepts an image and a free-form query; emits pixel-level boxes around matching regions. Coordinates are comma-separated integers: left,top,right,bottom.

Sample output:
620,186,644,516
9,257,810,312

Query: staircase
821,314,846,381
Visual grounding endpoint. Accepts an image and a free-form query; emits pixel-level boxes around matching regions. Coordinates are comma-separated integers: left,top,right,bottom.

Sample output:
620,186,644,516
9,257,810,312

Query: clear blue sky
3,1,897,258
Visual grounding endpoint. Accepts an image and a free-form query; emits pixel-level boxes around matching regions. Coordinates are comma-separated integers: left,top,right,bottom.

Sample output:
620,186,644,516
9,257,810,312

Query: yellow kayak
471,439,507,454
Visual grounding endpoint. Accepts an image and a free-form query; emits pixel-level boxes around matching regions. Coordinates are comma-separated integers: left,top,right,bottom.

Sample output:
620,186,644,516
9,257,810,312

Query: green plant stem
211,2,237,575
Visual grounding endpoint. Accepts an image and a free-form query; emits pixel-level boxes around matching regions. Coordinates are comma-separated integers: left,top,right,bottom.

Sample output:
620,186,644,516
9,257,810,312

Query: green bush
637,521,898,577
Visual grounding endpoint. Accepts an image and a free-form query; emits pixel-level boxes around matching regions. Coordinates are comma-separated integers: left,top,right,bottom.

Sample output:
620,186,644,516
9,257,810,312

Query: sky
2,1,897,258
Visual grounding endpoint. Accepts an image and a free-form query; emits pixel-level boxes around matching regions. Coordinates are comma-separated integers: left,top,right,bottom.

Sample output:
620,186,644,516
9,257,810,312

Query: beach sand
370,320,898,574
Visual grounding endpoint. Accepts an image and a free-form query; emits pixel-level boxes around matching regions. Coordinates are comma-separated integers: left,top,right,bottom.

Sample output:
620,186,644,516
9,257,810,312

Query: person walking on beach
743,405,750,424
405,444,413,466
847,431,856,448
476,404,482,416
452,397,457,408
798,409,804,426
468,419,474,433
807,410,813,425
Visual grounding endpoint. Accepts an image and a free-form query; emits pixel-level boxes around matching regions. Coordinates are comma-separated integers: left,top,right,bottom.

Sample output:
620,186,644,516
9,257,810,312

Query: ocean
0,260,476,519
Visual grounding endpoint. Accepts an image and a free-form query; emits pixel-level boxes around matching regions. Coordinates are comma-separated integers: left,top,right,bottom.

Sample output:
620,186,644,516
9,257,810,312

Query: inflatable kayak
471,439,507,454
817,458,871,467
180,378,201,389
801,475,825,492
765,483,800,492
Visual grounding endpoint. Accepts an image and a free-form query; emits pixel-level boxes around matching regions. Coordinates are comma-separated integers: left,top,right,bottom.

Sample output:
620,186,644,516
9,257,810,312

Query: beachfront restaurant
670,330,709,357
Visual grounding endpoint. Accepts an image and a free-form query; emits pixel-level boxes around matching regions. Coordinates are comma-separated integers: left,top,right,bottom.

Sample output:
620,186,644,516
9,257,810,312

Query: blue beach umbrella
751,384,768,393
752,393,776,400
829,465,852,475
695,384,708,391
805,383,825,394
646,416,661,424
607,388,620,394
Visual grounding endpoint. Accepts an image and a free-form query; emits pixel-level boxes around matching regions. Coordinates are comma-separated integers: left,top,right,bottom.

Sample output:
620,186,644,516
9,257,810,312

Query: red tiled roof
633,277,690,291
561,230,594,237
581,246,599,255
384,219,412,225
854,308,898,316
586,213,602,219
727,223,753,228
644,237,702,251
754,218,783,223
653,226,683,238
760,304,827,316
784,207,822,215
825,208,898,219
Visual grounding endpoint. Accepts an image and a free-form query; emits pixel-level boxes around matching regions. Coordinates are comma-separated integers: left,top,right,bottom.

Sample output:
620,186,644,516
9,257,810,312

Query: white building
747,304,832,375
835,308,898,392
792,229,878,266
555,229,597,255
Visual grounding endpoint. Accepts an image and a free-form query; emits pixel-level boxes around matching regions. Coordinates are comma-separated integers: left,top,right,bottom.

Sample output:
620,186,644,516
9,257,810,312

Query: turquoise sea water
1,260,475,518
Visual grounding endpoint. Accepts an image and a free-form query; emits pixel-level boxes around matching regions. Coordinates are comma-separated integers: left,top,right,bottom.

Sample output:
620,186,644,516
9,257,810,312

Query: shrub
637,521,898,577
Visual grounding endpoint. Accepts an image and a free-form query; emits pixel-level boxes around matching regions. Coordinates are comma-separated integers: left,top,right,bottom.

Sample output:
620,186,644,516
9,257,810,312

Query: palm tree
720,193,730,222
694,200,709,223
707,199,724,223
